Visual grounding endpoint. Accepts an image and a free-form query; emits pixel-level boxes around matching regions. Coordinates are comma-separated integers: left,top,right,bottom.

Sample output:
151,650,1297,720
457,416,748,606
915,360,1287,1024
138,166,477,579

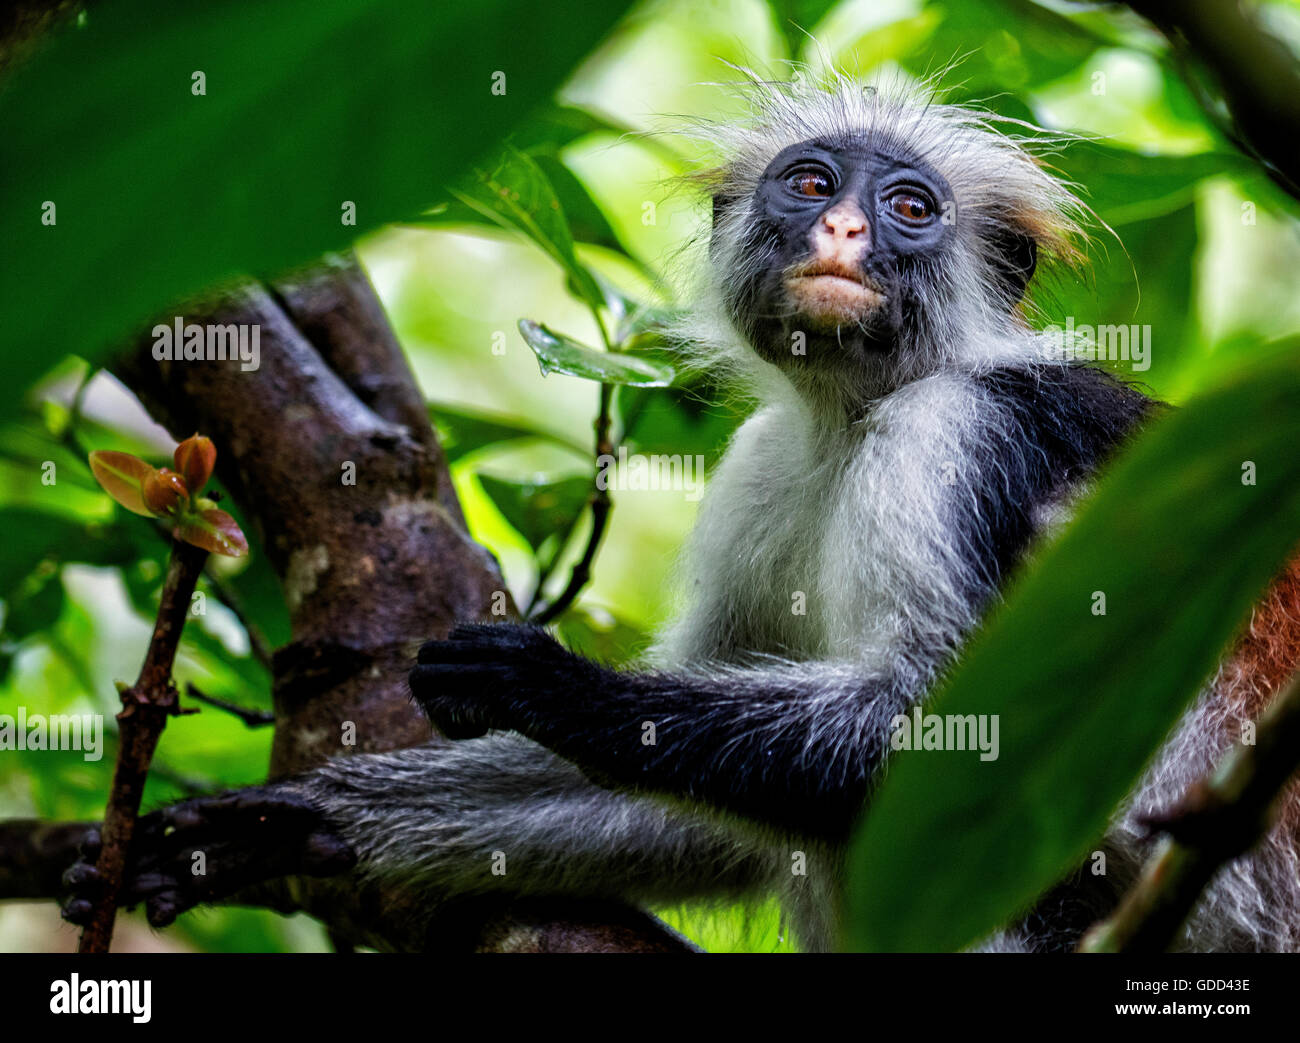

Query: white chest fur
654,373,993,671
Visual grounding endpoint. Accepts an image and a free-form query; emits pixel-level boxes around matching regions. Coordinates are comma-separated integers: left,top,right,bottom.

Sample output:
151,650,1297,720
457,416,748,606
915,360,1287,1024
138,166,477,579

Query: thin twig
528,304,619,625
202,572,275,672
1078,668,1300,952
77,537,209,954
143,513,273,672
185,682,275,728
530,384,615,625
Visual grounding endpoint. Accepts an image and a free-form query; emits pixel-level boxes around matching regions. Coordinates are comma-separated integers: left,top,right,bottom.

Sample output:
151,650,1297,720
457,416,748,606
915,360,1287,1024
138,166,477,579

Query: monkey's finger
61,860,101,891
417,637,505,665
76,827,102,861
409,661,511,690
419,623,556,663
61,897,95,926
145,891,186,928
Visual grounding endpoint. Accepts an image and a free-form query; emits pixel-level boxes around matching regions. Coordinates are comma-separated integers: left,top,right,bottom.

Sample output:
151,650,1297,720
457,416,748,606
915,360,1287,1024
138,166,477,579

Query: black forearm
503,663,903,838
411,624,912,838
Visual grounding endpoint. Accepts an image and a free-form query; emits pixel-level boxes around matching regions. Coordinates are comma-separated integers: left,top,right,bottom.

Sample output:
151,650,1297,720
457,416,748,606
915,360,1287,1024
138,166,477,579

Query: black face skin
720,136,955,369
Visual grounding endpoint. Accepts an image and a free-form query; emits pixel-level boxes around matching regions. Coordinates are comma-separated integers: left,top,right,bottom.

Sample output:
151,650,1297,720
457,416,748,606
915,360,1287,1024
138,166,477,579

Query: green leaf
531,153,626,257
0,0,633,419
618,383,742,459
450,148,606,310
518,319,676,387
844,354,1300,952
767,0,840,58
0,508,137,592
556,606,647,666
1057,144,1253,226
180,612,272,698
1043,204,1197,397
614,302,683,346
507,105,639,154
2,570,66,639
429,403,587,462
904,0,1104,96
477,473,591,555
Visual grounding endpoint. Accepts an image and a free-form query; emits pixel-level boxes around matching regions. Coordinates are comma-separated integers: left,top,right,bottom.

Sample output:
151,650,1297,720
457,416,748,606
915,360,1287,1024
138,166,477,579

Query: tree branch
1124,0,1300,198
78,537,208,953
184,683,274,728
98,255,689,953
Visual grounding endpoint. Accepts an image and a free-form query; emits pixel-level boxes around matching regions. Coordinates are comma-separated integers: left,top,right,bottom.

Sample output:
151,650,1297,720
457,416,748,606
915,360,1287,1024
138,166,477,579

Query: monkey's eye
787,170,833,198
888,192,933,223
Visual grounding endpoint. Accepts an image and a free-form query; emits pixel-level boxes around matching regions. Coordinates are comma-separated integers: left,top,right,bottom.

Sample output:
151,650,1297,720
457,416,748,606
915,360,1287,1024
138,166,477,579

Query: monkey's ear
987,229,1038,304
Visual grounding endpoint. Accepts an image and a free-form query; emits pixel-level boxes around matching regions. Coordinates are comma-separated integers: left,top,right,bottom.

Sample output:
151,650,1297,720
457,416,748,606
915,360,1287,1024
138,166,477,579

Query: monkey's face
722,137,953,368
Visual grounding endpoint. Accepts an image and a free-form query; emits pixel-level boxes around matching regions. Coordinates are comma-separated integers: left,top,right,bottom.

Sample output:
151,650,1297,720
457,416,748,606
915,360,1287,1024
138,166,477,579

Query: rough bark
105,254,691,952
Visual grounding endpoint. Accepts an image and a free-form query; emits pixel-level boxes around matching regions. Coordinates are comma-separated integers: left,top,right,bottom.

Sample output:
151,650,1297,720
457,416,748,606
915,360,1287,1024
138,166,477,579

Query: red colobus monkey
64,72,1300,952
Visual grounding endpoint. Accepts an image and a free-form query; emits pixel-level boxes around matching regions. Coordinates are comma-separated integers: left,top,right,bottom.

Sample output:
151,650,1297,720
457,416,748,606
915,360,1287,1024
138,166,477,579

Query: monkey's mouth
784,262,886,329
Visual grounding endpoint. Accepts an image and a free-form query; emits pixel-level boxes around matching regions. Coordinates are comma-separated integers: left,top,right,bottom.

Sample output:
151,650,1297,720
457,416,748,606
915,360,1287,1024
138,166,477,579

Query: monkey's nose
822,203,869,240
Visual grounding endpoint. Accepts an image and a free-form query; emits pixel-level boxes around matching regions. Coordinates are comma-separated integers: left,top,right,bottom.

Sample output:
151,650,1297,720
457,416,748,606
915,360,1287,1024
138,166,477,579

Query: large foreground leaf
0,0,632,417
844,352,1300,951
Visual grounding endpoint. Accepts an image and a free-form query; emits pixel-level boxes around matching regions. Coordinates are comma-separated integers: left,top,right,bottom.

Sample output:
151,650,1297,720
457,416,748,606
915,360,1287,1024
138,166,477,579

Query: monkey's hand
60,784,356,929
410,623,597,741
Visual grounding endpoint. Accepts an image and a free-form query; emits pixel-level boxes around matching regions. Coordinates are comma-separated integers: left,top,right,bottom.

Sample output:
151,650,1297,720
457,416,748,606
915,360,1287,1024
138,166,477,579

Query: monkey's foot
60,785,356,928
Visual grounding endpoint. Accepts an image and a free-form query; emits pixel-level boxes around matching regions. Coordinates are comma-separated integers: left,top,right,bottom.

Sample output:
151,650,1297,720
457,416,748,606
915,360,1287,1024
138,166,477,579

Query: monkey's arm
412,624,914,838
63,736,793,934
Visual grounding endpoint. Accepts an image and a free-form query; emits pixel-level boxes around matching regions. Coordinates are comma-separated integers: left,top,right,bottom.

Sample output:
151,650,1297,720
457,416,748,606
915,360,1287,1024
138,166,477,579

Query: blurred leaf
1057,143,1252,226
3,571,65,639
768,0,841,57
507,105,640,154
519,319,676,386
449,148,606,310
1041,203,1197,395
180,615,271,699
619,383,742,459
478,473,591,554
555,606,647,666
0,414,102,493
531,152,626,257
0,508,137,592
830,9,944,74
907,0,1103,96
0,0,633,419
430,403,587,462
845,353,1300,952
216,528,292,649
